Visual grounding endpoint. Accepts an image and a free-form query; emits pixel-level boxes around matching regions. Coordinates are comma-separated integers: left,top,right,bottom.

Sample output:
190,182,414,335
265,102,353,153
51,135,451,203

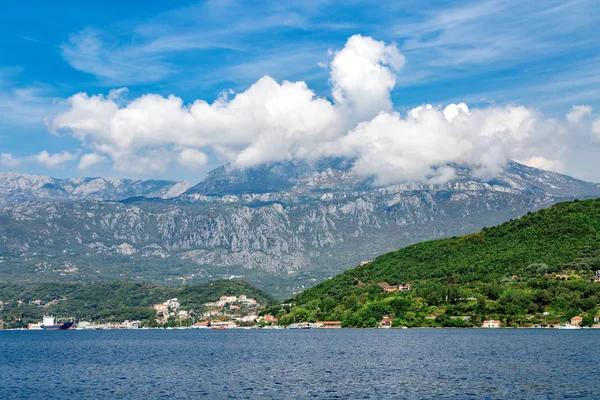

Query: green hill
276,199,600,327
0,280,274,328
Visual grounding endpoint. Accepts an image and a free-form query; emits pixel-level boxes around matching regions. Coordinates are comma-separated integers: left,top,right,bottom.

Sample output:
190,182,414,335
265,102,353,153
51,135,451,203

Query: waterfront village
5,275,600,330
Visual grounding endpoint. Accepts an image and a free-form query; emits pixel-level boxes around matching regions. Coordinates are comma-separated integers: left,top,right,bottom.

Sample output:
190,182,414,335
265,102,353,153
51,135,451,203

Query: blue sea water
1,329,599,399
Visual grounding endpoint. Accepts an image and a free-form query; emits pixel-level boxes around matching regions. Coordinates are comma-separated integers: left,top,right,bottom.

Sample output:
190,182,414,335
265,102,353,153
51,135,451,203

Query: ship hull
41,321,74,331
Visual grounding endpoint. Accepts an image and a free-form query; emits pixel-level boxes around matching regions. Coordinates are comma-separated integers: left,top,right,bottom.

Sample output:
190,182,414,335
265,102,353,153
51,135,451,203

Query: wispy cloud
391,0,600,86
60,1,333,86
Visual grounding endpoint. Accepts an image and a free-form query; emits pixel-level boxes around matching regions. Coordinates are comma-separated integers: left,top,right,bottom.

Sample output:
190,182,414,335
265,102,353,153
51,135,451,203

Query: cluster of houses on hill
153,298,188,324
203,294,258,308
151,294,265,326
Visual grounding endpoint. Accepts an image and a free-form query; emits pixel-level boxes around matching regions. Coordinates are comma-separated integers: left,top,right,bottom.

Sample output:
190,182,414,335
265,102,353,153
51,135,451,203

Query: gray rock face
0,160,598,298
0,173,192,206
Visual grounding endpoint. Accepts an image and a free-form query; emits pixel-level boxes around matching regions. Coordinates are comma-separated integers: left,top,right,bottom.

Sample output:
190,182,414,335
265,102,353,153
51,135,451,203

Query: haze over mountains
0,159,599,298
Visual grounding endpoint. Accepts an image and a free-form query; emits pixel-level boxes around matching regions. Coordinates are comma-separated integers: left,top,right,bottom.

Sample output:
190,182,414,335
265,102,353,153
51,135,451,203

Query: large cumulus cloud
50,34,600,183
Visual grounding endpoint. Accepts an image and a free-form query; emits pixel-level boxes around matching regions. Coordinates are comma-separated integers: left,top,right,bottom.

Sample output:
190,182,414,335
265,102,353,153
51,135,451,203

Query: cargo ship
41,315,74,330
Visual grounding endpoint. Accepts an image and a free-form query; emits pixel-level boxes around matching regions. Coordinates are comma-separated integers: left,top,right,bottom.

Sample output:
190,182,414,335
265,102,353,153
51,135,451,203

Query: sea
1,329,598,399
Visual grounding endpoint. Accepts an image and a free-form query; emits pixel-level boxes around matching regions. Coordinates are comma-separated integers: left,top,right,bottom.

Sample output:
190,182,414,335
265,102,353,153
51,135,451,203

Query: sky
1,0,600,183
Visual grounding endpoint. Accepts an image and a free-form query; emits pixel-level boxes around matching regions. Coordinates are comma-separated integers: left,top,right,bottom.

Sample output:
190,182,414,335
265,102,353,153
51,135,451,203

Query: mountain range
0,172,191,207
0,159,599,298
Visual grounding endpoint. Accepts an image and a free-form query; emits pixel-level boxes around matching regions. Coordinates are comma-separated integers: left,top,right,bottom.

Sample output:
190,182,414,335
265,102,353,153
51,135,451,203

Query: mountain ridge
0,160,599,298
0,172,192,207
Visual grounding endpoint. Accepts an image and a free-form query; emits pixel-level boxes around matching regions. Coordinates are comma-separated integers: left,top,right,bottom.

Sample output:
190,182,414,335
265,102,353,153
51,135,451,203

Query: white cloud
50,34,600,183
566,105,592,124
0,153,20,168
32,151,77,168
520,156,565,173
177,149,208,169
592,119,600,141
78,153,107,170
330,34,405,124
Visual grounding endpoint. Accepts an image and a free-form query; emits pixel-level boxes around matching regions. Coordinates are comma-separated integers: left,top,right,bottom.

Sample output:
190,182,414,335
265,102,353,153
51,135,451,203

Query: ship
557,324,582,330
40,315,74,331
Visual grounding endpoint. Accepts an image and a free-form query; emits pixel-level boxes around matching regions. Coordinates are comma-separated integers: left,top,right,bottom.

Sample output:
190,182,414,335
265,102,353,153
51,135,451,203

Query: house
262,315,278,323
377,282,398,293
379,316,392,328
202,310,221,318
315,321,342,328
594,315,600,323
211,320,237,329
595,270,600,283
398,283,412,291
571,316,583,326
240,314,258,322
482,319,501,328
122,320,141,329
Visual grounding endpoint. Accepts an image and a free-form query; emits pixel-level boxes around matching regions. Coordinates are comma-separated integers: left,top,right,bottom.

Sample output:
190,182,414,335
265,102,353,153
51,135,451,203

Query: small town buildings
595,270,600,283
570,316,583,326
482,319,501,328
594,316,600,323
204,295,258,309
153,298,181,323
379,316,392,328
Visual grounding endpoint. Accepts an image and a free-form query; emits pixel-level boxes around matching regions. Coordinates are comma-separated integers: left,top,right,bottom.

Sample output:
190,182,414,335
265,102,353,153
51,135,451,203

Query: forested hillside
276,199,600,327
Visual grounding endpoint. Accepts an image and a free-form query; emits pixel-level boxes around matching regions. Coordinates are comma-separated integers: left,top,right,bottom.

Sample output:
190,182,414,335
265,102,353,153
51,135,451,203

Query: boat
288,323,311,329
557,324,582,330
41,315,74,331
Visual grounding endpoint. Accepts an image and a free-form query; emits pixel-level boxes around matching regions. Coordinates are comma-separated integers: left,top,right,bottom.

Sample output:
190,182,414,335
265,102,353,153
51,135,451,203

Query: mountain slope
282,199,600,327
0,160,599,298
0,172,192,207
292,198,600,303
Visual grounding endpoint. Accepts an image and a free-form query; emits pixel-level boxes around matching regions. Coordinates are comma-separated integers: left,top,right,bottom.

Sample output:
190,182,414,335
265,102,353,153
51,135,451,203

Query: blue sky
1,0,599,183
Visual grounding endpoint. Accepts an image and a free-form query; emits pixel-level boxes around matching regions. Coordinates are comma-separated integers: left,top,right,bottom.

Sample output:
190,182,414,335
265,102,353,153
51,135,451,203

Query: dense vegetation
272,199,600,327
0,280,274,328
